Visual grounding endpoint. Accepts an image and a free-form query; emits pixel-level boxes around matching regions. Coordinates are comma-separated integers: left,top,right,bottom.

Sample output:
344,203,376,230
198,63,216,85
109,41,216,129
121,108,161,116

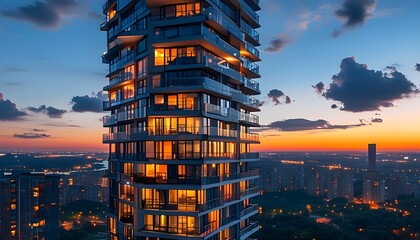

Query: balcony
151,77,238,99
240,221,259,238
103,97,135,110
240,132,259,142
240,169,259,179
133,172,239,186
240,0,260,28
104,71,134,90
204,103,239,121
102,0,117,14
240,19,260,46
243,41,260,61
103,109,145,127
240,204,258,217
241,76,260,95
240,186,259,198
240,112,259,126
241,57,260,78
103,126,238,143
240,152,259,160
233,94,260,111
108,51,135,75
154,26,240,62
203,7,244,41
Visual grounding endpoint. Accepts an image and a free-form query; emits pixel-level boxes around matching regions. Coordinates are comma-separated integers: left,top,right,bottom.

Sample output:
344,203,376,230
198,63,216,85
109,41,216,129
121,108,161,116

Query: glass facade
102,0,261,239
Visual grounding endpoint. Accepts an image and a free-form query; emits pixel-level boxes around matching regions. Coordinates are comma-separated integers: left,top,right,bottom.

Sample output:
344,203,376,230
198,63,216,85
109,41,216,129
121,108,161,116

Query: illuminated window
154,49,165,66
155,95,164,105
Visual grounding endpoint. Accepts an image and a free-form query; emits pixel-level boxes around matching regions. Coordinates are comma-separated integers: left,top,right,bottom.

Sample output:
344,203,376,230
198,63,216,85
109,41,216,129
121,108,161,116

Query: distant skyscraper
363,144,385,203
0,171,60,240
368,143,376,172
101,0,261,239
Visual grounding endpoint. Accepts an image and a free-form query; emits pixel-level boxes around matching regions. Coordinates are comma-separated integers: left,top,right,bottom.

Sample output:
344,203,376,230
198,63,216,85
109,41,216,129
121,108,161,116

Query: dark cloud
4,67,28,72
265,35,288,53
371,118,383,123
317,57,418,112
331,104,338,109
33,128,47,132
0,92,27,121
266,89,292,105
27,105,67,118
262,118,366,132
43,123,81,128
0,0,86,30
312,82,325,94
70,91,106,113
332,0,376,37
13,132,50,139
415,63,420,72
285,96,292,104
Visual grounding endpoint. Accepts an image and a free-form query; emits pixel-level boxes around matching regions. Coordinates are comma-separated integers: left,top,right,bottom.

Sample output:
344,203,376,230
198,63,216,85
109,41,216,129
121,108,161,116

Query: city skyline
1,0,420,152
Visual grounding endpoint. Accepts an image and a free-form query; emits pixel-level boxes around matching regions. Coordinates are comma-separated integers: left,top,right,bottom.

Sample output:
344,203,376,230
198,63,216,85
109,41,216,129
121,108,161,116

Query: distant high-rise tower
363,144,385,203
0,171,60,240
368,143,376,172
101,0,261,239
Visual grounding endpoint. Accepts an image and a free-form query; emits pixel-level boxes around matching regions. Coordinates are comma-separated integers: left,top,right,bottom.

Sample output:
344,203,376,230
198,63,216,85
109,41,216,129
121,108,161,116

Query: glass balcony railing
105,71,134,89
242,76,260,93
240,19,260,43
153,77,238,98
133,172,240,186
240,112,259,125
245,41,260,58
103,109,146,126
242,57,260,76
240,169,259,178
240,204,258,217
240,186,259,198
103,126,239,142
240,152,259,159
240,221,259,237
240,132,259,142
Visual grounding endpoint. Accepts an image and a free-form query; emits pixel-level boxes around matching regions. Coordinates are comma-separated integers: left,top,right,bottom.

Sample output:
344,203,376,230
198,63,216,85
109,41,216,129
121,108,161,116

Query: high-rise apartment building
101,0,261,239
368,143,376,172
363,144,385,203
0,171,60,240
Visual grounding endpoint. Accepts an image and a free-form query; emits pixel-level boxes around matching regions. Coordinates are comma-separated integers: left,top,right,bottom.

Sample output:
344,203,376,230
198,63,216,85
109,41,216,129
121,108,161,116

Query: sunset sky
0,0,419,152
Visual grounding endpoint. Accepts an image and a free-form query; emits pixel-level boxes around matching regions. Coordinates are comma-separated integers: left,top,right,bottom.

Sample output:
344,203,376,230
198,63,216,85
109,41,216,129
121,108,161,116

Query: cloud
371,118,383,123
27,105,67,118
415,63,420,72
3,67,28,72
0,92,27,121
331,104,338,109
0,0,91,30
33,128,47,132
317,57,418,112
13,132,50,139
70,91,106,113
332,0,376,37
43,123,81,128
266,89,292,105
312,82,325,94
265,35,288,53
261,118,366,132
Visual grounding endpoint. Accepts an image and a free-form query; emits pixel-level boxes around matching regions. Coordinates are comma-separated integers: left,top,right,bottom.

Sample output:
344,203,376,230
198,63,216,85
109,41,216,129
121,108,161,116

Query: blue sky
0,0,419,151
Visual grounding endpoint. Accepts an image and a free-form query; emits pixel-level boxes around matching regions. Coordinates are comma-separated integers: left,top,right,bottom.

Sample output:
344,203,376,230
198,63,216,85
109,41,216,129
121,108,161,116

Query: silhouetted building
363,172,385,203
59,170,108,205
305,167,327,198
0,171,60,240
368,143,376,172
385,174,408,200
326,170,354,200
279,160,305,191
